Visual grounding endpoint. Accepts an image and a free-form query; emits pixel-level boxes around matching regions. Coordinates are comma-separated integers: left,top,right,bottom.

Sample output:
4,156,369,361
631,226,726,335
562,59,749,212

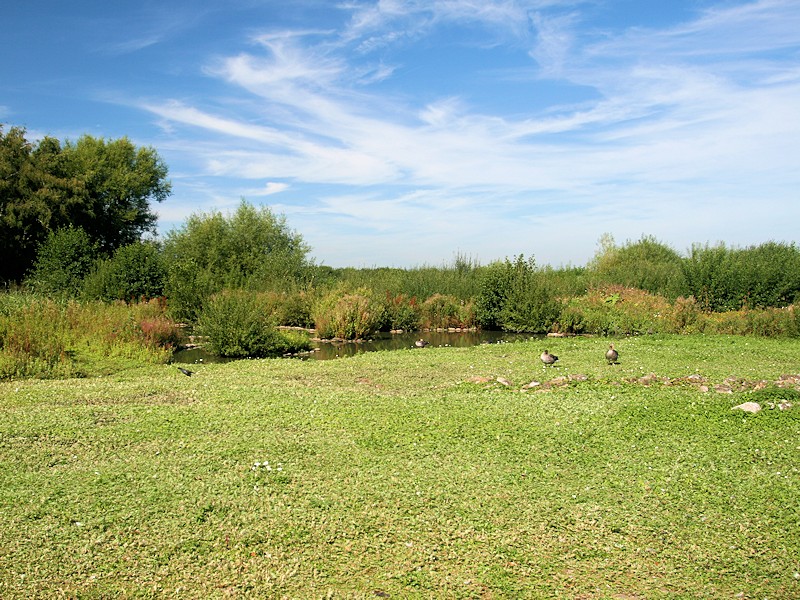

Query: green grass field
1,335,799,598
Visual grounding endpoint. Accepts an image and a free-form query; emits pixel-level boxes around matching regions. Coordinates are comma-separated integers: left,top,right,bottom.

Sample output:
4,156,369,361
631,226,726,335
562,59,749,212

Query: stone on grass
732,402,761,414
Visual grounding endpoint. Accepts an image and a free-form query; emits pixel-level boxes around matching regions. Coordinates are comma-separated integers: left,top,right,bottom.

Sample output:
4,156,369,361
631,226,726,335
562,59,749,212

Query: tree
0,125,171,283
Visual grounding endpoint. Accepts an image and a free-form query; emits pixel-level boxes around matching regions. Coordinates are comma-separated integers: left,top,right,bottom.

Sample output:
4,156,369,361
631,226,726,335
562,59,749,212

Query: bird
177,367,194,376
540,349,558,367
415,339,429,348
606,344,619,364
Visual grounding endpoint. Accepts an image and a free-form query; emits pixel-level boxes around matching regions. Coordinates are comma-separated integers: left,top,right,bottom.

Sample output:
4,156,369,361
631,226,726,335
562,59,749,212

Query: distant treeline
4,125,800,351
14,199,800,337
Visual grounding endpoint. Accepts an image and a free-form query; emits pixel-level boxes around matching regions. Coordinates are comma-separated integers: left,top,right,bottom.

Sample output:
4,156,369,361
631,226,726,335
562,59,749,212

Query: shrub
0,298,72,379
313,288,385,340
269,290,315,328
700,306,799,337
665,296,703,333
383,293,422,331
590,235,686,300
420,293,475,329
199,290,280,357
82,241,166,302
475,255,560,332
0,295,178,379
162,200,313,294
558,286,671,336
26,227,98,297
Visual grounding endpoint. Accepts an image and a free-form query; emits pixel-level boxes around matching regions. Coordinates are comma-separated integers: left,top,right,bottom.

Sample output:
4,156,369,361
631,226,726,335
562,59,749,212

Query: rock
522,381,541,389
637,373,661,385
496,377,512,386
714,384,733,394
541,376,570,389
732,402,761,413
568,374,589,382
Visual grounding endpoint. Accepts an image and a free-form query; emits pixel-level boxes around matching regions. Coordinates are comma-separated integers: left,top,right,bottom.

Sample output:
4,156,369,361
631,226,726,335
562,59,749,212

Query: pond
171,330,544,364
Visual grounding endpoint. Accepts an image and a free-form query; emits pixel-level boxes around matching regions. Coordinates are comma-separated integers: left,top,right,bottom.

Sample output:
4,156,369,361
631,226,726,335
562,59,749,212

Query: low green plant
0,298,71,379
558,285,671,335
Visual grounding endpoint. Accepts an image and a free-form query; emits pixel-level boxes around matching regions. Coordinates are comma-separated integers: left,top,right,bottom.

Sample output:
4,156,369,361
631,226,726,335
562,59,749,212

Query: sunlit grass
1,335,799,598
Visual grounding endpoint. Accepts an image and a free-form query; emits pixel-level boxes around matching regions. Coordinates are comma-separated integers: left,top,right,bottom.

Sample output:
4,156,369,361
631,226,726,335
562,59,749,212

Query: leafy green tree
0,125,170,283
26,227,98,297
60,135,171,253
162,200,312,321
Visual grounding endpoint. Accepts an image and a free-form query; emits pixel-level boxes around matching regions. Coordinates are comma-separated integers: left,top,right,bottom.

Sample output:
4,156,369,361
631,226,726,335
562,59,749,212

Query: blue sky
3,1,799,268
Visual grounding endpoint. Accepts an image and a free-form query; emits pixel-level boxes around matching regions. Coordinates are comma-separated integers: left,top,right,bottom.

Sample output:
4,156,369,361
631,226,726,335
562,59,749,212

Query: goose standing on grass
605,344,619,365
415,339,429,348
177,367,194,376
540,349,558,367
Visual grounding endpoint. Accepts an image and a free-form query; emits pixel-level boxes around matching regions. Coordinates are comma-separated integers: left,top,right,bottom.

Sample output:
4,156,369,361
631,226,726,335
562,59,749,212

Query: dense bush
682,242,800,312
312,287,385,340
162,201,313,321
383,293,422,331
420,293,475,329
26,227,98,297
590,235,686,300
82,241,166,302
328,254,481,303
475,256,560,332
558,286,672,336
198,290,311,357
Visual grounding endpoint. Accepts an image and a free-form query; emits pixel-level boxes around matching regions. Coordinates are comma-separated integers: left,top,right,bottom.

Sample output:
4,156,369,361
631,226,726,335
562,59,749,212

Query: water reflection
172,330,541,364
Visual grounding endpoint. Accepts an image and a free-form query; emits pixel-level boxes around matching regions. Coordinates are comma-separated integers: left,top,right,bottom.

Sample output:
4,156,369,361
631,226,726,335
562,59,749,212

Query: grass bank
1,335,799,598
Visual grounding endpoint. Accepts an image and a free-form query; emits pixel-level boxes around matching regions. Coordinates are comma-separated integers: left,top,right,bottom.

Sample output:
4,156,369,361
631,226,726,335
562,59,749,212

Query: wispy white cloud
144,0,800,265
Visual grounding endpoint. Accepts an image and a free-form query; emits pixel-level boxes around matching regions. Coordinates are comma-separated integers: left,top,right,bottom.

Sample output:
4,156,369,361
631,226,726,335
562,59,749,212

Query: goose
540,350,558,367
606,344,619,364
415,339,430,348
177,367,194,376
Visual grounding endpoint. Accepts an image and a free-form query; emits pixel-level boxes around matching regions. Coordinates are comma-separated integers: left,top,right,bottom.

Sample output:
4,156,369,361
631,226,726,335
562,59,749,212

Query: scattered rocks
776,374,800,387
466,371,800,412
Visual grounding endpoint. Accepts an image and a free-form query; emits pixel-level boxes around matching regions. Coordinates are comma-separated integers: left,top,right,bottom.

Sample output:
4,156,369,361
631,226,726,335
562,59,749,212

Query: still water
172,330,541,364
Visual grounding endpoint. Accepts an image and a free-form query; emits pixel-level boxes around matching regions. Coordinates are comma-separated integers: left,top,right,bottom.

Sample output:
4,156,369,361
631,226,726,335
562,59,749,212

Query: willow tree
0,125,171,284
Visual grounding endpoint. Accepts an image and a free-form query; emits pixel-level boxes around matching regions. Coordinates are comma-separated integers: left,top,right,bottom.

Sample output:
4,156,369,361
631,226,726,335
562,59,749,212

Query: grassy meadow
1,334,799,598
